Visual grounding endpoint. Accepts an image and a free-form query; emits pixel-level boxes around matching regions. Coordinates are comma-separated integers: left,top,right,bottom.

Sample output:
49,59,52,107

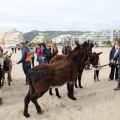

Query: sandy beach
0,47,120,120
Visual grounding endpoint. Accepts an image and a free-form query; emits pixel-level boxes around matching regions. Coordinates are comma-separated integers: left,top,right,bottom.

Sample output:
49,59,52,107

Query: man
16,42,31,85
62,40,72,55
85,37,94,70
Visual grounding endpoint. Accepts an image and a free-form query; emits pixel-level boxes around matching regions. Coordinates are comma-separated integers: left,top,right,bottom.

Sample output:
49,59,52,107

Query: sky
0,0,120,33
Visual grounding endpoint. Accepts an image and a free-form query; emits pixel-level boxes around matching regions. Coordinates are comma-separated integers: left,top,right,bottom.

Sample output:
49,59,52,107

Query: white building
30,33,49,43
0,29,25,45
80,29,120,46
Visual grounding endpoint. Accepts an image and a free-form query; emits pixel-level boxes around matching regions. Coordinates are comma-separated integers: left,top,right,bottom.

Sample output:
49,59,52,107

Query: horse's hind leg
23,90,31,118
55,88,61,98
30,93,42,114
8,73,11,86
75,76,78,88
69,82,76,100
49,88,53,95
78,73,83,88
2,73,5,86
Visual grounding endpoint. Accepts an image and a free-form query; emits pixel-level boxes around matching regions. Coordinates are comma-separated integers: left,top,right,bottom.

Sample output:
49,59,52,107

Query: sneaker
114,86,120,90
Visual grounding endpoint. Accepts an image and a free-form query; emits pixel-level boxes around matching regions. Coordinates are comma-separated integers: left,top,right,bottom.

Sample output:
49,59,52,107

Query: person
14,47,17,53
85,37,94,70
93,56,101,82
29,44,35,67
36,44,42,65
108,40,119,81
16,42,31,85
111,39,120,90
51,43,58,57
62,40,72,55
11,47,14,53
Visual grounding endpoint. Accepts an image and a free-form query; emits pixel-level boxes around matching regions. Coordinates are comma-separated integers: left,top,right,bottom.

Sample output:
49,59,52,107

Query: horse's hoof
23,113,30,118
75,85,78,88
37,110,43,114
79,86,83,88
71,97,77,100
57,95,61,98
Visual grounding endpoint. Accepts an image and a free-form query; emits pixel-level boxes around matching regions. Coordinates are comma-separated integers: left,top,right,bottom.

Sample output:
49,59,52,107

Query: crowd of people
1,37,120,105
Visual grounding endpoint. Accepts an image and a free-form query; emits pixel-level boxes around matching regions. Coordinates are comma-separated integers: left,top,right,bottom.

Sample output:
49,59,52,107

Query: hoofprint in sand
0,47,120,120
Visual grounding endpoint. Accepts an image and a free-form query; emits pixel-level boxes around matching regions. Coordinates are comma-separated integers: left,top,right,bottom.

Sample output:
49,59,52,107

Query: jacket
62,45,72,55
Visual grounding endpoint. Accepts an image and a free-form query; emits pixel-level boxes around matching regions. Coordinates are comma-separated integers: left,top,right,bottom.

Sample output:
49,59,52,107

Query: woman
108,40,119,81
36,44,42,65
111,39,120,90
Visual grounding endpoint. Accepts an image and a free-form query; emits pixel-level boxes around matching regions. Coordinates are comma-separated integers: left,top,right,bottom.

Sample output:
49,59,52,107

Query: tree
106,40,111,47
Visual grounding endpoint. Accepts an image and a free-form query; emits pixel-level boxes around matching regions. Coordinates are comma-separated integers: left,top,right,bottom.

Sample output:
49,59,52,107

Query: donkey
23,42,99,118
49,51,102,98
2,53,12,86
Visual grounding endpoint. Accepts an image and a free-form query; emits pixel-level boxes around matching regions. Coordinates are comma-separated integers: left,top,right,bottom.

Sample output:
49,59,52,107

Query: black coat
109,46,116,61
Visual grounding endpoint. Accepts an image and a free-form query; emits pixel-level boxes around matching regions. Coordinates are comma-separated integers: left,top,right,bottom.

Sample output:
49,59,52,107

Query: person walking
108,40,119,81
16,42,31,85
62,40,72,55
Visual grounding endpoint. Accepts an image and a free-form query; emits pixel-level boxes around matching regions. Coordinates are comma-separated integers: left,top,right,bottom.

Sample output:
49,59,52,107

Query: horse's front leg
75,76,78,88
7,72,11,86
78,70,83,88
49,88,53,95
2,73,5,86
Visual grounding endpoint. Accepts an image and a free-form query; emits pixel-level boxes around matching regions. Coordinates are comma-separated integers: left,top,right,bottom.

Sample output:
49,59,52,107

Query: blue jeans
22,62,31,83
118,64,120,87
37,56,42,64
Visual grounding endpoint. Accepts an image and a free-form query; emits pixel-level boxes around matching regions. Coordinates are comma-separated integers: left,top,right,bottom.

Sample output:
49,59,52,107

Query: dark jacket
86,41,94,52
17,46,31,66
113,48,120,62
109,46,116,61
62,45,72,55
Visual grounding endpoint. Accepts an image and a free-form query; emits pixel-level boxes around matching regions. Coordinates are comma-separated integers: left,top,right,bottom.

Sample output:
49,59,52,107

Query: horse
2,53,12,86
23,42,99,118
49,51,102,98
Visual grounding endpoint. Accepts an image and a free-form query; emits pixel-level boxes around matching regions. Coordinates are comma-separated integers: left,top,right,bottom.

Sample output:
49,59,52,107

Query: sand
0,47,120,120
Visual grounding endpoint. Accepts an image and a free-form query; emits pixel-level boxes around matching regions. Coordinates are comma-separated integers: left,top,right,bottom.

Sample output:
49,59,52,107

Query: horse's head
3,53,12,71
88,52,102,67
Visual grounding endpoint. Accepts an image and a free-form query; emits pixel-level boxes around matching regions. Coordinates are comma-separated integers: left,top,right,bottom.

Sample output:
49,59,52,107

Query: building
79,29,120,46
0,29,25,46
30,33,49,44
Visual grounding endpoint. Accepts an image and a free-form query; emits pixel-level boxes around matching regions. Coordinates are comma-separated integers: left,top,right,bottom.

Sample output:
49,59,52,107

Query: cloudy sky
0,0,120,33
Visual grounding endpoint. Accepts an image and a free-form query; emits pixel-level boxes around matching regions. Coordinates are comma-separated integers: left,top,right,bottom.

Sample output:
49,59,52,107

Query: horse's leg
2,73,5,86
75,76,78,88
78,71,83,88
55,88,61,98
49,88,53,95
8,72,11,86
67,82,70,98
69,82,76,100
23,90,31,118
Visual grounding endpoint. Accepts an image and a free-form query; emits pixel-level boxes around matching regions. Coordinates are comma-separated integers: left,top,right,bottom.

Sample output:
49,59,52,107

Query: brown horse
49,51,102,98
2,53,12,86
23,43,99,118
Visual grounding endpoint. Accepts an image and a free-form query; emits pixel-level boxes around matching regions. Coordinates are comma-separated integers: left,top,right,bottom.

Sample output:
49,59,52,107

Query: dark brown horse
23,43,99,118
49,51,102,98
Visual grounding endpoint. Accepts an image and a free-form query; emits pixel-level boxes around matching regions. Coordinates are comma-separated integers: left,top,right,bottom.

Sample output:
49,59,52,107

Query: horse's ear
97,52,103,56
75,41,80,46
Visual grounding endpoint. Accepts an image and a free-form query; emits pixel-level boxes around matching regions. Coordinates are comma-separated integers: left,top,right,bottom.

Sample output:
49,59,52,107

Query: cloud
0,0,120,32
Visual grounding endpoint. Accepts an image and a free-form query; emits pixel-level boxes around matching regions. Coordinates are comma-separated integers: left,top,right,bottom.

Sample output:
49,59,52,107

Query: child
94,57,101,82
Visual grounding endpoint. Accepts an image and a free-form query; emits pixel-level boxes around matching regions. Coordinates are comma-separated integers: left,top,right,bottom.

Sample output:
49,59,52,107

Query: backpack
25,51,31,62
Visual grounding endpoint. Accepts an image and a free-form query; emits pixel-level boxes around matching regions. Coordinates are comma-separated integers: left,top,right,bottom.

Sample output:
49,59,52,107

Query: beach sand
0,47,120,120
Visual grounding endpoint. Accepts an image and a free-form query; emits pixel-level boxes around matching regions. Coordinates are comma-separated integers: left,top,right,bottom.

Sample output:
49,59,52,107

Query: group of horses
23,41,102,118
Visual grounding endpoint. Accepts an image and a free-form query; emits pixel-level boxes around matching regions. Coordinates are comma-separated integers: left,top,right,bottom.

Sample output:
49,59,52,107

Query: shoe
94,78,96,82
114,86,120,90
97,78,100,81
108,79,113,81
24,83,29,85
115,79,118,81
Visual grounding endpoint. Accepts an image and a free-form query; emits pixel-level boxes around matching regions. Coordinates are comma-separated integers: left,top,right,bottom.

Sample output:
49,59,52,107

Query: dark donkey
49,51,102,98
23,43,99,118
2,53,12,86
